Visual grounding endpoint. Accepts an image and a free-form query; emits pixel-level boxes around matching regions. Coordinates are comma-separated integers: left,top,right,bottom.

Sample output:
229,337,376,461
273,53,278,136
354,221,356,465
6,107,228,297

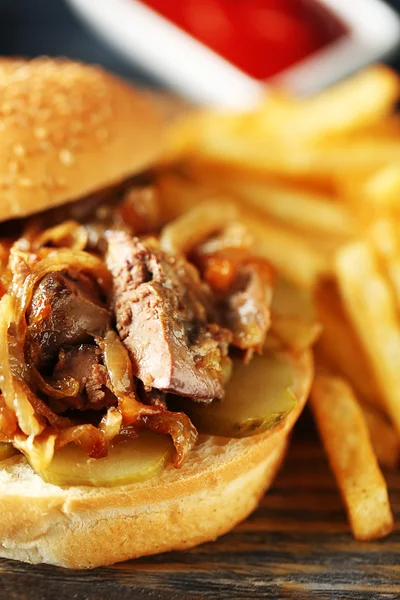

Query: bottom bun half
0,350,312,569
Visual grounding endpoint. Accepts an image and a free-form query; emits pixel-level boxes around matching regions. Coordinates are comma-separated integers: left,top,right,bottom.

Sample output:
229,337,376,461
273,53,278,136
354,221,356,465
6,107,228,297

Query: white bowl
66,0,400,108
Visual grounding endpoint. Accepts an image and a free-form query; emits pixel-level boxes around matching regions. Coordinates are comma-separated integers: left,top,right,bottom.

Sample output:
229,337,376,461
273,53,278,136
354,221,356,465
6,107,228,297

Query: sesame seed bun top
0,58,164,222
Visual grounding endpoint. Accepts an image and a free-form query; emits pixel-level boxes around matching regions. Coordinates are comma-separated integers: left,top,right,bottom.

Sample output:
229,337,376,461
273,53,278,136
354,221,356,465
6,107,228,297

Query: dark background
2,0,400,89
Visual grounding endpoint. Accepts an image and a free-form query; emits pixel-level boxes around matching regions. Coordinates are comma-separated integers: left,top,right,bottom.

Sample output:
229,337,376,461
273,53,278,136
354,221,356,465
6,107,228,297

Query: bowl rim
66,0,400,107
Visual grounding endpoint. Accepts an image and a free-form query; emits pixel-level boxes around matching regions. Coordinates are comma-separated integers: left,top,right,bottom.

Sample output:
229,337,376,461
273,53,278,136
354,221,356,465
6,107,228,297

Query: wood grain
1,416,399,600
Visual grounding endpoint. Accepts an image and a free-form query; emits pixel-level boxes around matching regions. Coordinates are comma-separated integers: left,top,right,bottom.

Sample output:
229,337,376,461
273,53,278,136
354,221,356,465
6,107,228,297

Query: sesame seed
13,144,25,157
18,177,33,188
59,148,74,166
70,121,83,133
55,177,67,188
96,128,109,141
34,127,47,140
0,176,11,188
8,161,19,175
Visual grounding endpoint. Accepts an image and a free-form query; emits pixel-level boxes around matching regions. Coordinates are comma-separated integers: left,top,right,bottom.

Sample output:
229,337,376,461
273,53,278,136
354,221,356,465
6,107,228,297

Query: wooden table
1,420,399,600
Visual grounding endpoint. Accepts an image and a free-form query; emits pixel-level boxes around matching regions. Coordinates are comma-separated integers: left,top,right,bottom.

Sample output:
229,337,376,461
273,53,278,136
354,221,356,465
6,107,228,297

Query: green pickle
186,350,297,438
35,432,173,487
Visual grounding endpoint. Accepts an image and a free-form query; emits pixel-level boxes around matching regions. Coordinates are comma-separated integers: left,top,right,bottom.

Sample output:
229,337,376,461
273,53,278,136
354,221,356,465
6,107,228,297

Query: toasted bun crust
0,58,163,222
0,350,312,569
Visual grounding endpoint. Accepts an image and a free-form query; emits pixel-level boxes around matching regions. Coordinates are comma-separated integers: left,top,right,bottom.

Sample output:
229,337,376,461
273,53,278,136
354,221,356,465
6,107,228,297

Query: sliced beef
106,231,231,401
222,263,272,357
137,381,168,409
26,270,111,371
50,345,115,412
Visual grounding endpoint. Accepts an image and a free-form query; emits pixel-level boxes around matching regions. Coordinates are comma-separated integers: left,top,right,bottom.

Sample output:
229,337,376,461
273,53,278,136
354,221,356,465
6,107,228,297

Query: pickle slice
34,432,173,487
185,350,297,438
0,443,19,461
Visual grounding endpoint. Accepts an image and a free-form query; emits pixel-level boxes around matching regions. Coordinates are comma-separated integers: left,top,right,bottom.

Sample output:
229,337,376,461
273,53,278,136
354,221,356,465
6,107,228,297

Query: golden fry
198,174,354,238
335,241,400,433
364,164,400,209
265,66,400,143
186,132,400,180
315,282,382,408
243,214,331,289
157,174,331,288
311,374,394,541
362,404,400,470
368,218,400,308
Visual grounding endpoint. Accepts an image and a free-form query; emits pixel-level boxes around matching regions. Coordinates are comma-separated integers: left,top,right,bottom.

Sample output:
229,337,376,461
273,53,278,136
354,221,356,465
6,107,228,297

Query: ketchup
141,0,346,80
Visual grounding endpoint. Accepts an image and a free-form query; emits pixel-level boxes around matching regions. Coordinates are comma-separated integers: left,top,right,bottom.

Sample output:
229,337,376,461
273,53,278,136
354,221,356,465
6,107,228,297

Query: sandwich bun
0,58,312,569
0,349,312,569
0,58,163,222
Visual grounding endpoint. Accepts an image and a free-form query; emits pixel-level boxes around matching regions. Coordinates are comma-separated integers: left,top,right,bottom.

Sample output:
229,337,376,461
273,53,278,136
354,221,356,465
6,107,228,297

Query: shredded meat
136,381,168,409
26,270,111,371
221,263,272,357
106,231,232,401
50,345,115,412
27,180,160,253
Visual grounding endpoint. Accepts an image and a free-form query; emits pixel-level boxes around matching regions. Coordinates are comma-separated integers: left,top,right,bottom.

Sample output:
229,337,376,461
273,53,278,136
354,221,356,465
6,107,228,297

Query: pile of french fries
160,65,400,541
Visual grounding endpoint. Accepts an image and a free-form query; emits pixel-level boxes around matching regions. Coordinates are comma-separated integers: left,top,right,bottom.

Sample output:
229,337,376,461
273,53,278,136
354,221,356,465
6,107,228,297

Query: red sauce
140,0,347,80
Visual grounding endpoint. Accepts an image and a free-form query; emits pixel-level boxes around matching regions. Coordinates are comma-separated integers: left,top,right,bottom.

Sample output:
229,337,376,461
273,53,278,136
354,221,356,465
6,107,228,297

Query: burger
0,58,313,569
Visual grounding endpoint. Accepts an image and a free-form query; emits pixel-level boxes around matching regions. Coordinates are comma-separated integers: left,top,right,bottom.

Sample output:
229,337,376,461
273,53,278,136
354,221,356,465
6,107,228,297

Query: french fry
165,108,255,164
315,282,382,408
262,66,400,143
243,214,331,289
315,348,398,469
311,374,394,541
364,164,400,209
362,404,400,470
335,241,400,433
187,131,400,180
172,67,400,158
368,218,400,308
162,67,400,542
157,173,331,288
193,173,355,238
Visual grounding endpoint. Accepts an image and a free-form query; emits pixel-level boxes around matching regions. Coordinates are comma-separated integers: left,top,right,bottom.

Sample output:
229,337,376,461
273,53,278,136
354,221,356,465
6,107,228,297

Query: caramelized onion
101,330,197,466
31,369,80,400
101,330,153,424
56,424,107,459
195,222,254,258
0,295,18,412
0,292,73,430
141,411,197,468
18,380,72,429
100,408,123,441
22,249,109,306
14,431,57,472
32,220,88,252
160,202,238,256
0,395,17,439
0,227,199,469
203,256,238,293
13,380,46,437
0,294,44,437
